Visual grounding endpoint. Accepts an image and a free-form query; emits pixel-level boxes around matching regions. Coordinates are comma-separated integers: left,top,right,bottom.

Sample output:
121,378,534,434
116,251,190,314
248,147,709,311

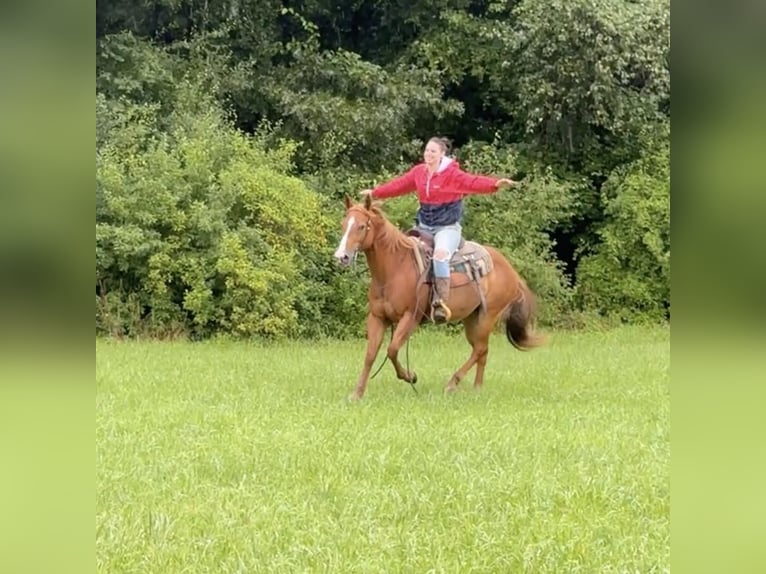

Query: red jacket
371,157,499,205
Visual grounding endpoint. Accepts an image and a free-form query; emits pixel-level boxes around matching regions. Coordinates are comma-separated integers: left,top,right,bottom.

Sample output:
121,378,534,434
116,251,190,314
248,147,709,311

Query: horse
334,194,545,400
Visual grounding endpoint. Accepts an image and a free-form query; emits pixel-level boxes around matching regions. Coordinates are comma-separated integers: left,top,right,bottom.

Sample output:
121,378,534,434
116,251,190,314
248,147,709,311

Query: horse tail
503,280,546,351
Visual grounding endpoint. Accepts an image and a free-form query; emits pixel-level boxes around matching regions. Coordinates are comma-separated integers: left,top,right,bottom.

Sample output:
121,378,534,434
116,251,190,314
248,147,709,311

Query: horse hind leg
471,317,493,389
467,279,528,388
444,311,488,393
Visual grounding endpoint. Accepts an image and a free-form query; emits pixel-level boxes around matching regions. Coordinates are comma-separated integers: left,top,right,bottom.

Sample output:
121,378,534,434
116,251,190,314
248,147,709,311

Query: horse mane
356,203,414,254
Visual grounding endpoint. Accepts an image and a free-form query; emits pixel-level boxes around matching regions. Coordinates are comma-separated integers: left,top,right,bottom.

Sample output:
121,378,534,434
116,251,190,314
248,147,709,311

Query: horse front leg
350,313,387,401
387,311,419,385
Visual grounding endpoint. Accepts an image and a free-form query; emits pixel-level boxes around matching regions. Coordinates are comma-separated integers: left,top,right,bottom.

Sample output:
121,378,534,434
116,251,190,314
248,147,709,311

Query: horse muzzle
334,250,355,267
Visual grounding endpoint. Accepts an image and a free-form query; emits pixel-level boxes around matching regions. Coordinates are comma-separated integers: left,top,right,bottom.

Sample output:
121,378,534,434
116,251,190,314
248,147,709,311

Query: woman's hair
427,136,452,155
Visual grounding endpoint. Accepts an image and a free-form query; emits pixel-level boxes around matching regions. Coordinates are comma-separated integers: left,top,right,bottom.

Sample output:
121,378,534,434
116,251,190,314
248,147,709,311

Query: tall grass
97,326,669,573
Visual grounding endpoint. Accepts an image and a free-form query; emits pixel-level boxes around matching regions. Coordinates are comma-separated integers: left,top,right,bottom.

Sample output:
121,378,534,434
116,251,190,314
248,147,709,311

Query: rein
368,334,418,395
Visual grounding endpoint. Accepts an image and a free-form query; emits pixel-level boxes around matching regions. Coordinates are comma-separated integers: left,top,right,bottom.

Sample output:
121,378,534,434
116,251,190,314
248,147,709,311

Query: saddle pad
408,237,493,281
450,241,493,280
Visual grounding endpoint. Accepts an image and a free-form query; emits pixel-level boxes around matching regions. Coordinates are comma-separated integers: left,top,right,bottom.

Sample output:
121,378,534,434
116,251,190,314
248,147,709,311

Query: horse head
333,194,377,267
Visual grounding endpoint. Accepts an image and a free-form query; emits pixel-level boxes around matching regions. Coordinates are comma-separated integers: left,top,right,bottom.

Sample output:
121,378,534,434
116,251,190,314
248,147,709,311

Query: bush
97,83,331,339
575,131,670,322
456,141,578,326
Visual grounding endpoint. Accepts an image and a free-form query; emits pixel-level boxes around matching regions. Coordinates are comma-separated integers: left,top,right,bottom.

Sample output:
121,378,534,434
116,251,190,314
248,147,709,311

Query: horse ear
344,195,352,209
364,193,372,210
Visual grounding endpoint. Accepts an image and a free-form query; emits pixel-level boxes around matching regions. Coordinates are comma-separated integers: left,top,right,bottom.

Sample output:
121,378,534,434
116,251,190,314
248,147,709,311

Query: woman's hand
359,189,374,198
495,178,516,189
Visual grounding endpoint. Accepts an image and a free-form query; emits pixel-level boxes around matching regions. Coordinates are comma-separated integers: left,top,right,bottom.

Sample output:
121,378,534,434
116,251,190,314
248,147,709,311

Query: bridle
343,209,373,262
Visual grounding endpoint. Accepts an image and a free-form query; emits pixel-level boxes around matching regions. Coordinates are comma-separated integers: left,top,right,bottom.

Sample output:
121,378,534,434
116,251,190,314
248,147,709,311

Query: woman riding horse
335,192,544,400
361,137,516,322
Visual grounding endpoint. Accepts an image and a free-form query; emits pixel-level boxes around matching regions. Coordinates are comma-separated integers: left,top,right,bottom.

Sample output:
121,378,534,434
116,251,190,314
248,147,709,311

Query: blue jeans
418,222,462,278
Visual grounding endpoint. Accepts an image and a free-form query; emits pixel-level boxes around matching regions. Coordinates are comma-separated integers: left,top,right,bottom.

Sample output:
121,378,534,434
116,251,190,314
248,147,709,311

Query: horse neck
364,219,412,282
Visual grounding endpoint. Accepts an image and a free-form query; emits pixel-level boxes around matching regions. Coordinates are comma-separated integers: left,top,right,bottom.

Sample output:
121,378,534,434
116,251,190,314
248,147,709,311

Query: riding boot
431,277,452,323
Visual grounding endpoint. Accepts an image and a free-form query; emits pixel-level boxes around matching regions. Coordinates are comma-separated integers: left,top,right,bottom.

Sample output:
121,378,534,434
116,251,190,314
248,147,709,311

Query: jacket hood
436,156,456,173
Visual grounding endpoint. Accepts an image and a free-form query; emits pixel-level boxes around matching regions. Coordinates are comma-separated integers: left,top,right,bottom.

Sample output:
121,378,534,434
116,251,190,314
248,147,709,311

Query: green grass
96,325,669,573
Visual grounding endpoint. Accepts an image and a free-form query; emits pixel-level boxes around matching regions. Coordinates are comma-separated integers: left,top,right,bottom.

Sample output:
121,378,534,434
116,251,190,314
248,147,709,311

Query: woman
361,137,516,322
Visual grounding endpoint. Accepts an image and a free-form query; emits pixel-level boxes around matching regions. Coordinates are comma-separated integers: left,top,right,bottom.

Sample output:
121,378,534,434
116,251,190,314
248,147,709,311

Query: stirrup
430,300,452,322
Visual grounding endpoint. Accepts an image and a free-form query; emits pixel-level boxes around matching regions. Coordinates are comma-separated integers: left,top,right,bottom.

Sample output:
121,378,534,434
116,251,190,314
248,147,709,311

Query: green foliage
509,0,670,172
282,0,476,63
457,141,578,324
97,76,331,338
97,31,180,108
95,0,671,338
398,8,521,144
97,30,254,124
575,128,670,322
264,47,462,172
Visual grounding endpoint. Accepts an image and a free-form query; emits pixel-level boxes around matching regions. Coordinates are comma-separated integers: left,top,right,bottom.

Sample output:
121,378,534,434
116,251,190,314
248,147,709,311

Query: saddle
405,227,494,288
406,228,465,253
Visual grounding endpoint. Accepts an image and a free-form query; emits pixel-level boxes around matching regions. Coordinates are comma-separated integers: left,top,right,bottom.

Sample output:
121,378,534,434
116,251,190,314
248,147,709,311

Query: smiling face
423,137,449,171
423,140,445,170
334,200,373,267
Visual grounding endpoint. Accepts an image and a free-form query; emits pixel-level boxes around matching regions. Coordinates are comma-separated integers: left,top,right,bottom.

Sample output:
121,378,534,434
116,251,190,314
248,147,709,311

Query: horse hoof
444,384,457,394
348,392,362,402
411,372,418,385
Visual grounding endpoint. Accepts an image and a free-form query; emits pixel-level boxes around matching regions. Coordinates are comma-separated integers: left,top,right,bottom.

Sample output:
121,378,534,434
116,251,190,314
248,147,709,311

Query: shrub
575,132,670,322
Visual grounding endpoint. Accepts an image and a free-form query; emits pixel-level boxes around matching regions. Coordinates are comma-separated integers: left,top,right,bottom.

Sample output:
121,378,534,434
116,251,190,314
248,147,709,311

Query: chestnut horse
334,194,545,400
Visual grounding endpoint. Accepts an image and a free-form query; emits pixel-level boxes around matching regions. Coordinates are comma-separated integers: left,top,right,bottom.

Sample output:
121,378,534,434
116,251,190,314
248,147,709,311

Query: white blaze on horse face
334,215,356,260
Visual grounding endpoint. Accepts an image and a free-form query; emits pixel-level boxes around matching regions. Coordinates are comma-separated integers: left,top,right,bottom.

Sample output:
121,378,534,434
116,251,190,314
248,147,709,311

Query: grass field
96,325,669,573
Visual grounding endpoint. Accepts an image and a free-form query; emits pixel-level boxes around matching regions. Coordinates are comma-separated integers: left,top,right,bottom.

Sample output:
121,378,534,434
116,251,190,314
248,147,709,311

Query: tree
575,126,670,322
509,0,670,173
97,67,331,338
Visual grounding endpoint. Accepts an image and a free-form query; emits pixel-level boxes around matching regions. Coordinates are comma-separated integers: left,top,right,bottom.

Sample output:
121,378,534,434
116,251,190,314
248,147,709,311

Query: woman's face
423,141,444,168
